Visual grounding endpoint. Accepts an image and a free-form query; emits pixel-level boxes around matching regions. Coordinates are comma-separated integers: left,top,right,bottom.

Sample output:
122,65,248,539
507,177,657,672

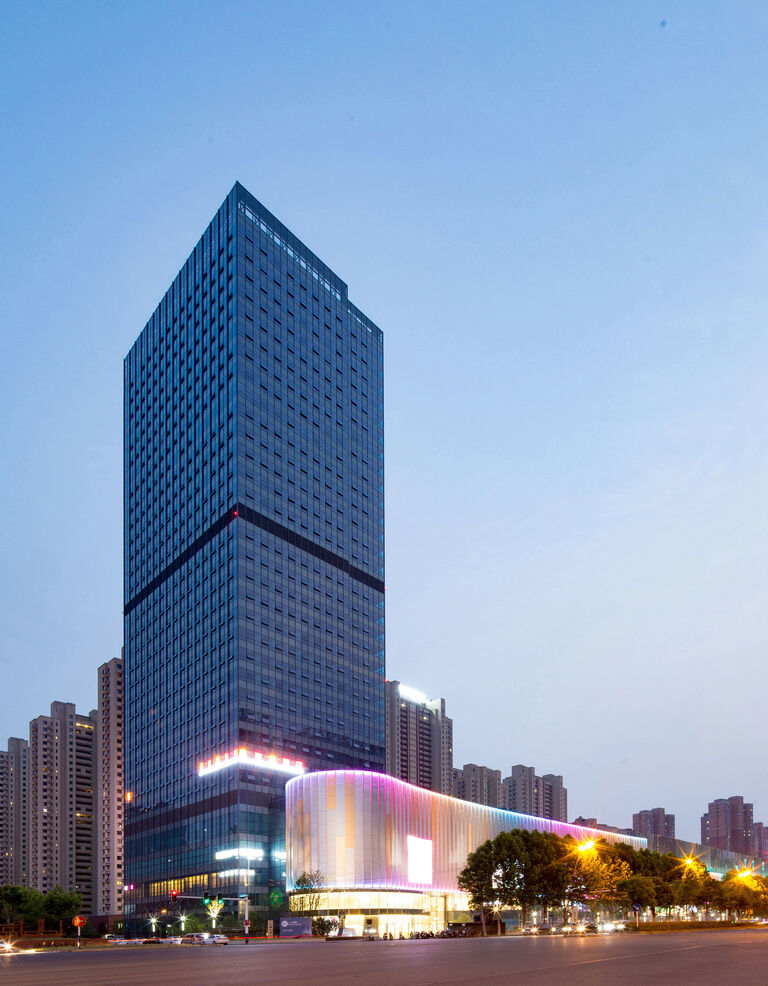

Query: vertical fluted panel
286,771,646,892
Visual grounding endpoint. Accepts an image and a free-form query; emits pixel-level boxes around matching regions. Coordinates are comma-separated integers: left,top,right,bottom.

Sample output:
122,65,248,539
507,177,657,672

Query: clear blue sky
1,0,767,842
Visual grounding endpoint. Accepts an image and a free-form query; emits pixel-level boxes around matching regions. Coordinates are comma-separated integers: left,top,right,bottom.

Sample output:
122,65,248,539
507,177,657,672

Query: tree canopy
458,834,768,926
0,885,80,928
293,870,326,916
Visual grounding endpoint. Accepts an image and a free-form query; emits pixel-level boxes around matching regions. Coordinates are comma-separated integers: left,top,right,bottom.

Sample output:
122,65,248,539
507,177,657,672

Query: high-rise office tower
28,703,96,911
124,183,385,916
632,807,675,840
95,657,125,917
384,681,453,794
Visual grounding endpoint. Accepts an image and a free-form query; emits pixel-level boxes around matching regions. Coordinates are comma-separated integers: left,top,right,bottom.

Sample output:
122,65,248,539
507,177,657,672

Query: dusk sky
2,0,767,841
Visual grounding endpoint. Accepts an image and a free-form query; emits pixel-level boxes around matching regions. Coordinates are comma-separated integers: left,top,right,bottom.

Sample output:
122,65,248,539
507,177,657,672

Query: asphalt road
3,931,768,986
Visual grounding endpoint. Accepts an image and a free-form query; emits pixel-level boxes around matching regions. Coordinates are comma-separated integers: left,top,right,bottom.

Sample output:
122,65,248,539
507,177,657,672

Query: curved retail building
286,770,646,935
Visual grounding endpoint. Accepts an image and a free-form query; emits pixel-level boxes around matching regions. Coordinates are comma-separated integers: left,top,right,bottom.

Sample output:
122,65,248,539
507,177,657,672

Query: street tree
293,870,327,917
0,886,44,926
458,840,497,936
563,839,631,922
652,876,675,919
616,874,656,917
42,887,81,929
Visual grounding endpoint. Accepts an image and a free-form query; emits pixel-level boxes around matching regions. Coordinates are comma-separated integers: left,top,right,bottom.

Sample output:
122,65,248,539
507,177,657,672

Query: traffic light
203,893,211,906
171,890,178,901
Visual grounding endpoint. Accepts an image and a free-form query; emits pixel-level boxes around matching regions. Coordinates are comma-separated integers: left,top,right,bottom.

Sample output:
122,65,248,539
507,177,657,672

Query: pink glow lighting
286,771,647,894
198,747,306,778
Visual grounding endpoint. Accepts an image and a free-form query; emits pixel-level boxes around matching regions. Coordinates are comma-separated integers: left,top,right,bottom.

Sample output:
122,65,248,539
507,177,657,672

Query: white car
209,934,229,945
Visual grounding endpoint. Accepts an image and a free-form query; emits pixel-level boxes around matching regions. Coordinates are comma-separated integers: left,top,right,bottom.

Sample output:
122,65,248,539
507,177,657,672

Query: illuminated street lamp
577,840,596,854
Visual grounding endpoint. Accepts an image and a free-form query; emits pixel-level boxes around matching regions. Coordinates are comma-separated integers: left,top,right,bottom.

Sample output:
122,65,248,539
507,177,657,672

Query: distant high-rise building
572,816,598,829
633,807,675,840
501,765,568,822
95,658,125,917
752,822,768,859
124,183,385,916
503,765,537,815
385,681,453,794
28,702,96,911
541,774,568,822
454,763,501,807
452,767,465,800
0,749,8,885
0,737,28,886
571,815,633,836
701,796,754,855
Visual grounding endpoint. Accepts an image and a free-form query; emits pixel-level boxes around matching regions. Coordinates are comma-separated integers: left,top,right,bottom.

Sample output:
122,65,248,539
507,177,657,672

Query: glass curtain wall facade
124,183,385,917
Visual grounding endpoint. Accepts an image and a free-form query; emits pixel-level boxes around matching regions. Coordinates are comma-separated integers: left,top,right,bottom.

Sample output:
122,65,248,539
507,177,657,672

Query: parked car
180,933,210,945
209,934,229,944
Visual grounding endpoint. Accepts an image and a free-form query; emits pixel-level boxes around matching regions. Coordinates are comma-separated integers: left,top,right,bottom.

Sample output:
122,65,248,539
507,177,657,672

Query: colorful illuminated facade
286,771,647,935
124,183,385,917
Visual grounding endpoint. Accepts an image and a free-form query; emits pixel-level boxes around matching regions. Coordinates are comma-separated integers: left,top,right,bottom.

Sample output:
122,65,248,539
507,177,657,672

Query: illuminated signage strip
198,748,305,777
215,848,264,861
398,684,428,705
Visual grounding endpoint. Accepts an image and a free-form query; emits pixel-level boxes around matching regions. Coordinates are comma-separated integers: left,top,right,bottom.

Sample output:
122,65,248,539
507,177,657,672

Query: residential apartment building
501,764,568,822
453,763,501,807
633,807,675,840
572,816,633,836
124,182,385,915
385,680,453,794
95,657,125,917
28,703,97,912
0,738,28,886
701,796,757,856
752,822,768,859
